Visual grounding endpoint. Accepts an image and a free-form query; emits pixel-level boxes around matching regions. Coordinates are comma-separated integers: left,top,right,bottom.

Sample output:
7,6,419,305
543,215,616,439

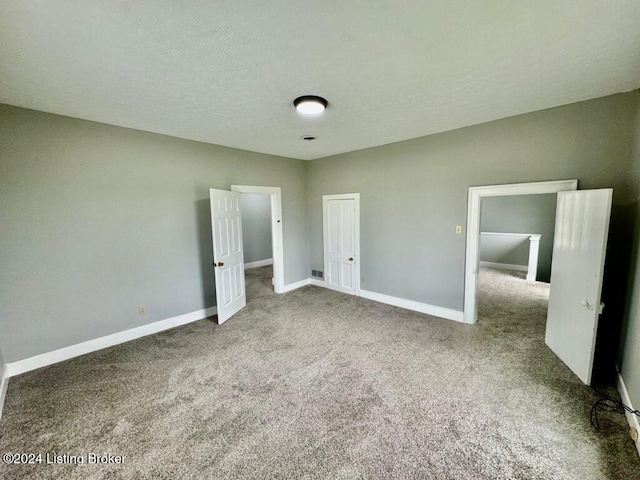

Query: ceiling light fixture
293,95,328,115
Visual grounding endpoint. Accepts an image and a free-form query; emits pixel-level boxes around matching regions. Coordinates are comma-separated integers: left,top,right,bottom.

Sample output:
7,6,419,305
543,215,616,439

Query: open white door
323,194,360,295
545,189,612,385
210,188,246,324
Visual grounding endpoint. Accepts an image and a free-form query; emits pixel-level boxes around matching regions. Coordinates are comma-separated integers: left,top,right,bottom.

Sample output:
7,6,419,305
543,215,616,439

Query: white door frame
464,179,578,324
231,185,285,294
322,193,361,296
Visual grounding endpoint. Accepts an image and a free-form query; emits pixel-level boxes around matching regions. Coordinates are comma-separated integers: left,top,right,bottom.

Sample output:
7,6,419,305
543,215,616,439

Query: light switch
455,226,462,234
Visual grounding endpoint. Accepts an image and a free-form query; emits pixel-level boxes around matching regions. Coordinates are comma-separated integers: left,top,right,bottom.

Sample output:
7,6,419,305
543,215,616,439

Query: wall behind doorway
480,193,557,282
240,194,273,264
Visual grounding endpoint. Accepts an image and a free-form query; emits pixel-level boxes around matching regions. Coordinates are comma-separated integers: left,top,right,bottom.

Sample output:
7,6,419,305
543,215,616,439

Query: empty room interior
2,2,640,478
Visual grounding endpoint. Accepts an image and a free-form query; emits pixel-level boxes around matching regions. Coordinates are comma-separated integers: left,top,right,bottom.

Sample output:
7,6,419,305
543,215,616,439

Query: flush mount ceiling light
293,95,328,115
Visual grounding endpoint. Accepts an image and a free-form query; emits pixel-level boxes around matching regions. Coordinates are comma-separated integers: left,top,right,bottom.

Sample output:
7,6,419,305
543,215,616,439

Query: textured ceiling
1,1,639,160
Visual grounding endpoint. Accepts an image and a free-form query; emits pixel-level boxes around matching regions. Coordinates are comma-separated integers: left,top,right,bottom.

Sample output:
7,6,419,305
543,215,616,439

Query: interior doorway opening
231,185,284,294
239,192,275,300
239,192,273,270
466,180,616,386
464,180,578,325
476,193,559,347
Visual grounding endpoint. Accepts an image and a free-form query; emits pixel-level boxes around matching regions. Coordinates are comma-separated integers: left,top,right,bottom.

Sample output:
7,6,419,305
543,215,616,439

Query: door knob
581,300,592,310
348,257,354,261
219,262,224,267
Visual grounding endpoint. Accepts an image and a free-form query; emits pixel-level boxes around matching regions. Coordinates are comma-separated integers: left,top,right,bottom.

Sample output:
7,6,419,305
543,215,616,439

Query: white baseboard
479,261,528,273
4,306,217,379
280,278,311,293
359,289,464,323
244,258,273,270
305,278,463,323
617,372,640,458
0,365,8,420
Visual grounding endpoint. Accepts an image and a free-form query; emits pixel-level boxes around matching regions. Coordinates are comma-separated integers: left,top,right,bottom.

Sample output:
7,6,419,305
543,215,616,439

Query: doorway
465,180,615,385
476,192,559,346
464,180,578,325
231,185,284,294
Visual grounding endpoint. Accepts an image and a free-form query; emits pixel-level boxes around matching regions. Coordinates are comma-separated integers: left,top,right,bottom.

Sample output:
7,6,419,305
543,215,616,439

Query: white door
323,194,360,295
545,189,612,385
210,188,246,324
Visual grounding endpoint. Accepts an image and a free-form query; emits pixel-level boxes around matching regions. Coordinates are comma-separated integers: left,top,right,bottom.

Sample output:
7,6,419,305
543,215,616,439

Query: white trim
244,258,273,270
465,180,578,324
618,372,640,458
0,365,8,420
526,234,541,281
309,276,463,323
280,278,311,293
480,232,533,237
322,193,361,296
479,261,528,272
360,289,464,322
4,306,217,378
231,185,285,294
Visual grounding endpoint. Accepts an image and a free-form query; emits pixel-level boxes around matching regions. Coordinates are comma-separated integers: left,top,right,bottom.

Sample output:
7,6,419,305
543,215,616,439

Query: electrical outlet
138,306,146,316
455,226,462,234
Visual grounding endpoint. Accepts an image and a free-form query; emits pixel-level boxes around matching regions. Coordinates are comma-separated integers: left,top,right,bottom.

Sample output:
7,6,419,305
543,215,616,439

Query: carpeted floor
0,266,638,479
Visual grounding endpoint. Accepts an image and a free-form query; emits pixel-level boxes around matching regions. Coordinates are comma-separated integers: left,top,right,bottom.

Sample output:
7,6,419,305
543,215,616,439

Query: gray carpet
0,266,638,479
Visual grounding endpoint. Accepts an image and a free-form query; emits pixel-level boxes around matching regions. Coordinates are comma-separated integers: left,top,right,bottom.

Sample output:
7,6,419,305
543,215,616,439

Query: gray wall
619,96,640,413
0,104,309,362
240,194,273,264
479,234,531,268
307,92,639,312
480,194,557,282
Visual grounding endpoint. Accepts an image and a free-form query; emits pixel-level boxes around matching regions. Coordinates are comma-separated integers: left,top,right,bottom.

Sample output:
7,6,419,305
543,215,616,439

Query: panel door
323,198,356,294
545,189,612,384
210,188,246,324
